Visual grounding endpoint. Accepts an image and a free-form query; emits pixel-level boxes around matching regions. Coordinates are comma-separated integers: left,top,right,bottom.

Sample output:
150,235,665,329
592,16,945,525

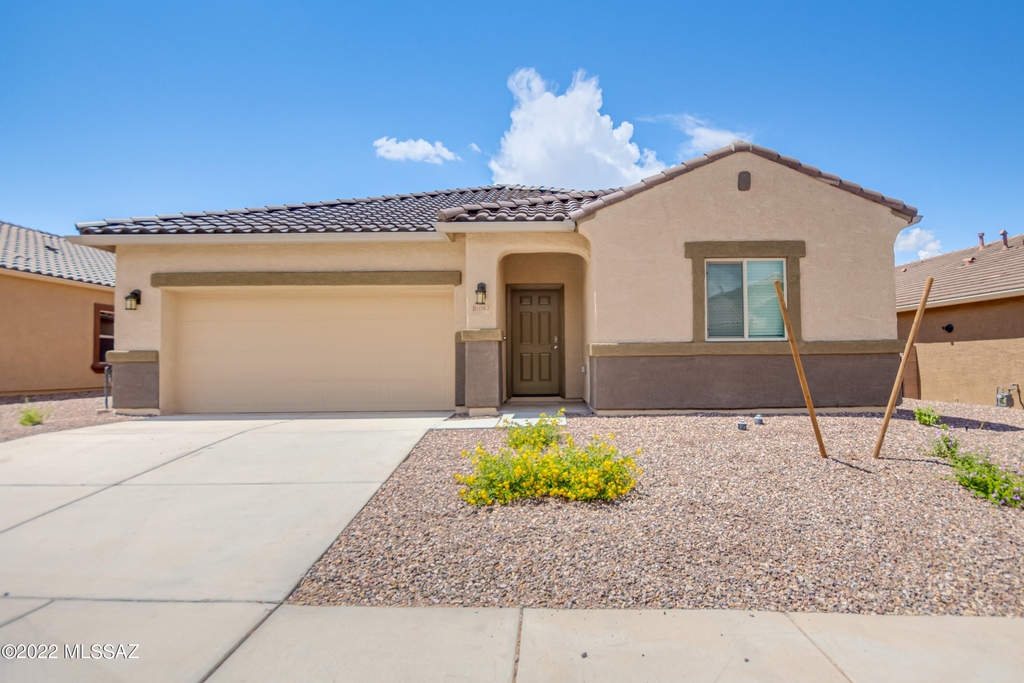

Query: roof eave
67,231,449,248
431,220,576,234
896,286,1024,312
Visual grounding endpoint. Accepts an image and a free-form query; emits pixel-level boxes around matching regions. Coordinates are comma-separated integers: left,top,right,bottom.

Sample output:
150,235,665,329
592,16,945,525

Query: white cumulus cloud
488,68,666,189
468,143,482,153
675,114,750,157
373,137,459,164
895,227,942,260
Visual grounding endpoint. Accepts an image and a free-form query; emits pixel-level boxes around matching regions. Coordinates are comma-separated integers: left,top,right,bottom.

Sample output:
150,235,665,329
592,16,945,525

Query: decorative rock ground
292,399,1024,616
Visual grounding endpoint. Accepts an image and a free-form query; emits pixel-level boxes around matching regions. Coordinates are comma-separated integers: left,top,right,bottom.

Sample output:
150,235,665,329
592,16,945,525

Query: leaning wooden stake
872,276,933,459
774,280,827,458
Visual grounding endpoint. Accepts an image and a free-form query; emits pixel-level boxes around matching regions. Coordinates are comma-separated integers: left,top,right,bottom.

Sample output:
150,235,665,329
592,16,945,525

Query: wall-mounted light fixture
475,282,487,305
942,324,954,333
125,289,142,311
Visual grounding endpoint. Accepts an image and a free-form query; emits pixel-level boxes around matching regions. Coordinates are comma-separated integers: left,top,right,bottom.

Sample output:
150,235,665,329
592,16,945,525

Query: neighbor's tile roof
438,141,919,222
895,233,1024,308
1,221,115,287
75,186,615,235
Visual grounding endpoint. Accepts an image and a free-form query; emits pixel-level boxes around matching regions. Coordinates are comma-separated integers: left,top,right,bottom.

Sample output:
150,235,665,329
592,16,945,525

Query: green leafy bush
455,411,642,505
914,406,941,426
18,405,48,426
928,427,1023,508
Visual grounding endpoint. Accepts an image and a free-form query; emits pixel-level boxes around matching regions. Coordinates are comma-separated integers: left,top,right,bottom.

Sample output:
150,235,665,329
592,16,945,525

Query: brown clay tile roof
895,233,1024,308
438,141,919,223
75,142,917,236
1,221,115,287
75,186,606,236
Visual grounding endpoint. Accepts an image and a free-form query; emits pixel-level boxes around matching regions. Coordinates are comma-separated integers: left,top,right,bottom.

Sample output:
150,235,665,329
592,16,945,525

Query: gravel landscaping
0,392,140,443
292,399,1024,616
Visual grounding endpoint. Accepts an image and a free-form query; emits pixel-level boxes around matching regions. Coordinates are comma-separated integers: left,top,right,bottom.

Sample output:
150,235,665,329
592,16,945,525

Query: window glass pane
707,263,744,337
746,260,785,338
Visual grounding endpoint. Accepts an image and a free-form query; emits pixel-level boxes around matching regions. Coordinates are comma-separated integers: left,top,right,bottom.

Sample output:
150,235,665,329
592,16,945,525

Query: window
706,259,785,340
92,304,115,372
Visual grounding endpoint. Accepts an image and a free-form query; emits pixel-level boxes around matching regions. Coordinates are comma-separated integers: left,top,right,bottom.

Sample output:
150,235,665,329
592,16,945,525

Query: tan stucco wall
579,151,909,343
502,253,586,399
914,338,1024,409
897,296,1024,344
898,296,1024,409
0,270,114,394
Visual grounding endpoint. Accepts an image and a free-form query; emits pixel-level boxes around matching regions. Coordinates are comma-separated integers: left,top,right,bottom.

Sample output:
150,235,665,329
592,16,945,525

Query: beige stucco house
897,230,1023,409
69,141,918,415
1,222,116,395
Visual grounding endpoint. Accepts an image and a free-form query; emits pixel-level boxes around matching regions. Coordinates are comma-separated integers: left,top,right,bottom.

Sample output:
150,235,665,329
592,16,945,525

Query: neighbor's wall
579,151,909,343
898,296,1024,409
502,252,586,399
0,270,114,394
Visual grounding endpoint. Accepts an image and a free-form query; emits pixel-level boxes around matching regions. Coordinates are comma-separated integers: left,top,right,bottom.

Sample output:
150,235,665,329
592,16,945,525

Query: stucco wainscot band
104,350,160,412
150,271,463,287
587,341,904,411
457,329,503,413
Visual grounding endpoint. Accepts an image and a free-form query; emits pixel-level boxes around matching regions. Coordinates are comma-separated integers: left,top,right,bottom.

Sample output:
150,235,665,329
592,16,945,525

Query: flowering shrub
914,406,941,426
928,427,1023,508
455,411,642,505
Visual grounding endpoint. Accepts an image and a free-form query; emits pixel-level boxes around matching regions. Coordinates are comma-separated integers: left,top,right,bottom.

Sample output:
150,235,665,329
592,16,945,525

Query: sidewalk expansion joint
784,612,854,683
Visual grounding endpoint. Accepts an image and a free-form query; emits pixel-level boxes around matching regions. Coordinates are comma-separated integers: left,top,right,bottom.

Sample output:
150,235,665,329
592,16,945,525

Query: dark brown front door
511,290,560,396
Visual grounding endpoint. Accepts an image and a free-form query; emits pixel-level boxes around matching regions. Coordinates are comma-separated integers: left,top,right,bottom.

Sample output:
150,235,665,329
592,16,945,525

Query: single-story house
69,141,918,415
896,231,1023,409
1,221,116,395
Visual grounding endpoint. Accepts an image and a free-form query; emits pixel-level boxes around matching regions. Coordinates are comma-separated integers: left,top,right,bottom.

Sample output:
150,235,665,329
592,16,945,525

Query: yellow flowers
454,410,641,506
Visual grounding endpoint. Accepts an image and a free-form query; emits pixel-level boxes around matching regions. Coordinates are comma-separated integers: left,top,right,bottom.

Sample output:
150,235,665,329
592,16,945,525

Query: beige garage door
175,287,454,413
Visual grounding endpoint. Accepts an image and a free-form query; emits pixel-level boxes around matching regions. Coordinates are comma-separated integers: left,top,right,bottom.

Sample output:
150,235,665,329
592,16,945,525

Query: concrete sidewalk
208,606,1023,682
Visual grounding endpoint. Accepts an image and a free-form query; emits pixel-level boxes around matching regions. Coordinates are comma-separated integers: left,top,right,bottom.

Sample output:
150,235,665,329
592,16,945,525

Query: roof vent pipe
1000,230,1009,248
978,232,985,249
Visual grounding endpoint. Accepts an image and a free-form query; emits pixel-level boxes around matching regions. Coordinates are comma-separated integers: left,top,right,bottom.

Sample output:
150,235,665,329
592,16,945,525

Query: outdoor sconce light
475,282,487,305
124,289,142,311
942,324,954,333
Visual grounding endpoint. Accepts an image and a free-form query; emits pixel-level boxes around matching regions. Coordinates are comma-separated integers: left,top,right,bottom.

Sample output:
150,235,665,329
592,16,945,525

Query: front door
511,290,560,396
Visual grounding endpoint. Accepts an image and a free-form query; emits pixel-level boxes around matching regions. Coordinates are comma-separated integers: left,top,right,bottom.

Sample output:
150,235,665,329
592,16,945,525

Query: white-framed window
706,258,786,340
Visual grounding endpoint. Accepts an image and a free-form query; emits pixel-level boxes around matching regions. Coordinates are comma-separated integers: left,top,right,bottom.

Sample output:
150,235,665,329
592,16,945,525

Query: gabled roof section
1,221,115,287
895,232,1024,308
437,141,919,223
75,186,595,236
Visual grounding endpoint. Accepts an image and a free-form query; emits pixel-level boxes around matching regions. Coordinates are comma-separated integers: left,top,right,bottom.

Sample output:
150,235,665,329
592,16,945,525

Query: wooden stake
774,280,827,458
872,276,933,459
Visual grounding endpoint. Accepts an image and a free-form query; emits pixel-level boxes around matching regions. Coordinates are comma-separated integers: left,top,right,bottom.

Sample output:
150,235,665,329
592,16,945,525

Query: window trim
91,303,115,373
705,258,787,341
684,240,805,343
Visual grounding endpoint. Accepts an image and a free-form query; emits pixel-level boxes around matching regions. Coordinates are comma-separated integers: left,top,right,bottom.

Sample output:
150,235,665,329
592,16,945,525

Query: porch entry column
459,235,503,414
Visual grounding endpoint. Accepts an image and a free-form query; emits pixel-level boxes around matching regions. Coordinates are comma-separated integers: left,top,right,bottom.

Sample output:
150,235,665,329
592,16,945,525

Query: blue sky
1,1,1021,262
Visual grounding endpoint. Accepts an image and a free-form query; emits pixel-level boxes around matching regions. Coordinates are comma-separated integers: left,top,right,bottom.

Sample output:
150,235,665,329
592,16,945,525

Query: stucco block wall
913,338,1024,409
580,152,908,343
898,297,1024,409
0,271,114,394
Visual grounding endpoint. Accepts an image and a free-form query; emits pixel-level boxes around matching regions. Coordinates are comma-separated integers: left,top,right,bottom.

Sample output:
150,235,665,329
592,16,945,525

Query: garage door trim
152,270,462,288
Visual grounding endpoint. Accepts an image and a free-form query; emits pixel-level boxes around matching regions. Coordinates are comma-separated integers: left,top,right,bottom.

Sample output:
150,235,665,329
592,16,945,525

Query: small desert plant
18,399,49,427
500,409,565,451
455,411,641,505
928,427,1023,508
914,406,941,426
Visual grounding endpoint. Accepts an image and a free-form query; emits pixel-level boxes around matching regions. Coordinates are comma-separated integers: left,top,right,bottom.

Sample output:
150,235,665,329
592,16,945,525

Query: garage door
175,287,454,413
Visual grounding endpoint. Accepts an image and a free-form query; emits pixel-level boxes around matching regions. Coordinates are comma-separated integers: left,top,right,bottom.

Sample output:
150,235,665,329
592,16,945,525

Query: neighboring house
0,221,116,395
896,231,1024,409
69,141,917,415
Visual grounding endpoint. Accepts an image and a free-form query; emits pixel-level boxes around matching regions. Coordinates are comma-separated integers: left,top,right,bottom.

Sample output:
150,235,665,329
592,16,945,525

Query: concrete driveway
0,412,448,682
